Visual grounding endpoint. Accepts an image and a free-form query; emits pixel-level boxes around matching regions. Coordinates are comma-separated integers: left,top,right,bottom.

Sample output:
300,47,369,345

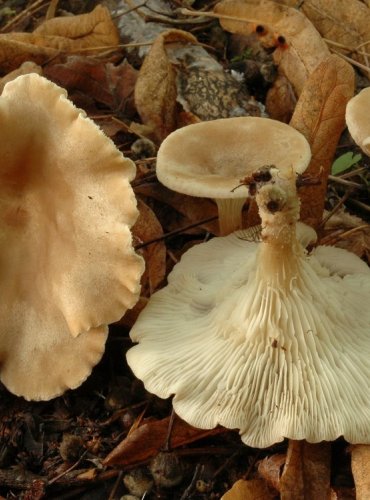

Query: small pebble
123,468,153,497
59,434,83,462
150,451,184,488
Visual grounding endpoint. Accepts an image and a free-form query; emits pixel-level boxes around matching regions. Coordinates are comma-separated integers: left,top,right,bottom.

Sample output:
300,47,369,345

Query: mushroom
0,73,144,400
346,87,370,155
156,116,311,235
127,166,370,448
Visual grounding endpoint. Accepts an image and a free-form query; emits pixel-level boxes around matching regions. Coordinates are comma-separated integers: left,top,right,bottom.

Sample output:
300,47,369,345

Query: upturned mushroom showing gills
0,73,144,401
156,116,311,235
127,166,370,448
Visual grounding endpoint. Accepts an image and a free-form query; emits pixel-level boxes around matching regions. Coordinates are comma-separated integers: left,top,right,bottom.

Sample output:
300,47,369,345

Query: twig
134,215,218,249
179,463,203,500
328,175,366,190
319,189,354,229
330,49,370,75
180,7,261,24
0,0,47,32
349,198,370,213
48,451,88,485
108,470,124,500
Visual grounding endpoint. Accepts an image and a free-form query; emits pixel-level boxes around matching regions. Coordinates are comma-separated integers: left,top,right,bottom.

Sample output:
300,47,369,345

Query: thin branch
135,215,218,249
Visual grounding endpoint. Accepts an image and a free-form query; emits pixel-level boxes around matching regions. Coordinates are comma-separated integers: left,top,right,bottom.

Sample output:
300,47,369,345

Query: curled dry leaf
280,440,331,500
351,445,370,500
301,0,370,71
133,198,166,296
103,415,226,467
0,5,119,73
221,479,275,500
290,54,354,228
214,0,329,95
134,29,197,143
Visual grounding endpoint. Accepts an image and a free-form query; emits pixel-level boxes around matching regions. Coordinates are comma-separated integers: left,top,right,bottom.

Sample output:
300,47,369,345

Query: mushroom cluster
0,73,144,401
156,117,311,235
127,166,370,448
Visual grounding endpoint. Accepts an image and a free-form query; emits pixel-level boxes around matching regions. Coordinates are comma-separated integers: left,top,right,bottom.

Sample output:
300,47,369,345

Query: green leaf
331,152,362,176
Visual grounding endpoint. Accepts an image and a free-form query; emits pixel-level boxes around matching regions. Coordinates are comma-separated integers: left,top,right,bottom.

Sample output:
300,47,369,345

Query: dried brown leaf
301,0,370,70
351,445,370,500
214,0,329,94
290,54,354,228
280,440,331,500
265,73,296,123
134,29,197,143
43,57,137,115
103,415,226,467
221,479,275,500
133,198,166,296
258,453,286,491
0,6,119,73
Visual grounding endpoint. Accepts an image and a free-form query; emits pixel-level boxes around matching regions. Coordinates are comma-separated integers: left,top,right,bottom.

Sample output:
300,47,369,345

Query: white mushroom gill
127,168,370,448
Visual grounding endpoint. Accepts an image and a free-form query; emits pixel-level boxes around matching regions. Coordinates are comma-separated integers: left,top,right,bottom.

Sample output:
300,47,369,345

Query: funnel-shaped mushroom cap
156,117,311,199
128,168,370,448
0,73,144,400
346,87,370,155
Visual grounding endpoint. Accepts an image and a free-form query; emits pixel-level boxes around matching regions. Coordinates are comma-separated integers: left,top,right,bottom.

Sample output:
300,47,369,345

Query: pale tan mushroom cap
346,87,370,155
0,74,144,400
156,117,311,198
128,226,370,448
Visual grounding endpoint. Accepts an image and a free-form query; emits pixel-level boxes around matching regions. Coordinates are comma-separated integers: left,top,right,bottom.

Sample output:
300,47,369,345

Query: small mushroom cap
127,224,370,448
156,117,311,199
346,87,370,155
0,74,144,400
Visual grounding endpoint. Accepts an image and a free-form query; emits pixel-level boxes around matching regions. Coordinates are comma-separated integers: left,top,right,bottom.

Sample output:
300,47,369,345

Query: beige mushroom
0,73,144,400
156,117,311,235
127,166,370,448
346,87,370,155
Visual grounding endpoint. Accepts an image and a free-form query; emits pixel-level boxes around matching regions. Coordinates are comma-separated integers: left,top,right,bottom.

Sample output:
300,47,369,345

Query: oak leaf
214,0,329,95
290,54,354,228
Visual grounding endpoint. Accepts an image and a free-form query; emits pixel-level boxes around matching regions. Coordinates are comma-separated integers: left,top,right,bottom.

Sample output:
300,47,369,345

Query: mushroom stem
255,171,302,287
215,197,246,235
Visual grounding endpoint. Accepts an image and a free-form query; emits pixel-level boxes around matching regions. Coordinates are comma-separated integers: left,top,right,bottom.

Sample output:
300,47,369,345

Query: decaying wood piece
290,54,354,229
